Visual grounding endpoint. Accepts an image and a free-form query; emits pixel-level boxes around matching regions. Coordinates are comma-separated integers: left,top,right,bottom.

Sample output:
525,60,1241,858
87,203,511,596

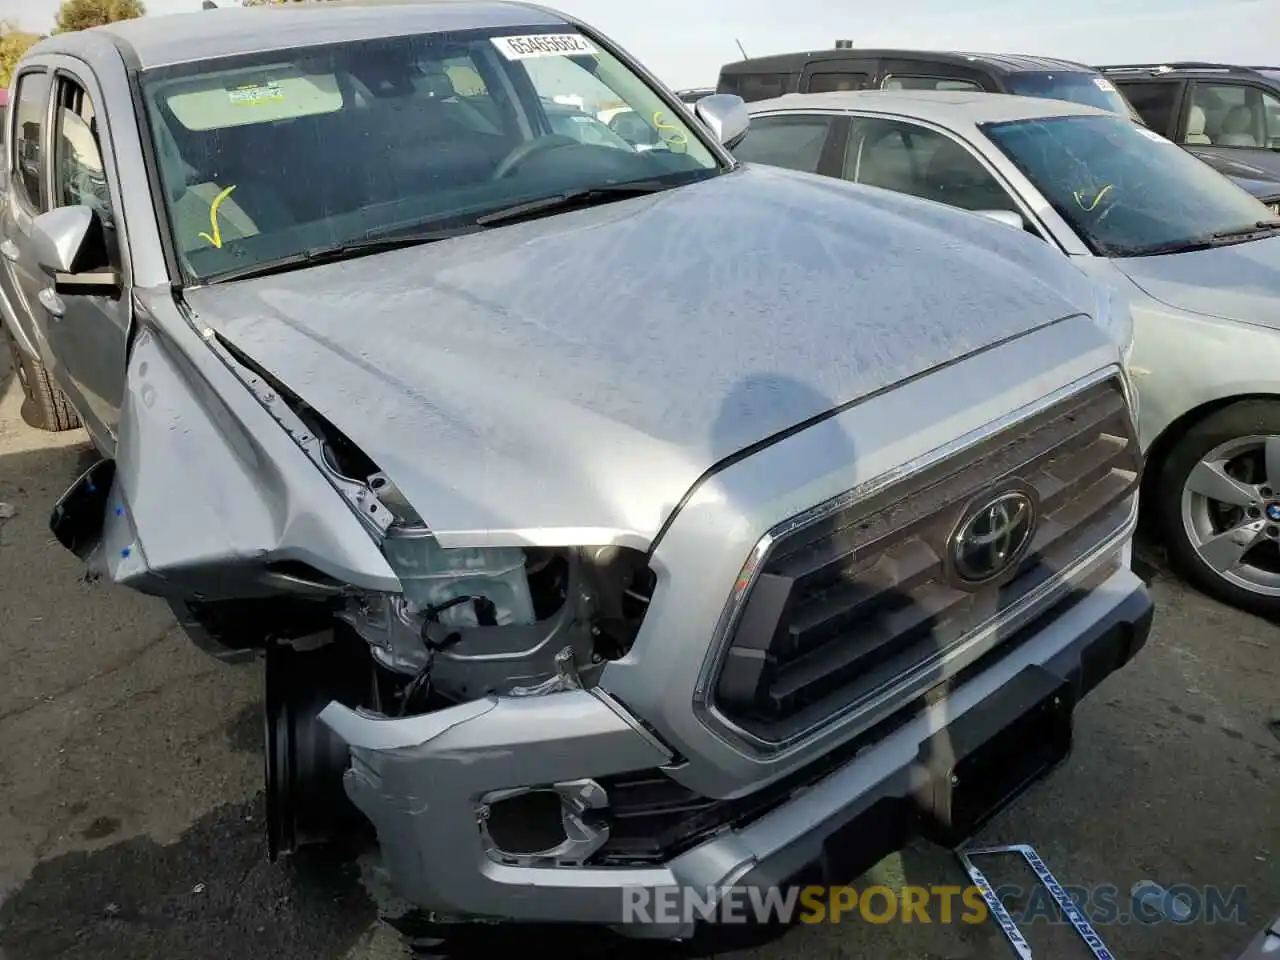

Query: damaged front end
49,319,662,871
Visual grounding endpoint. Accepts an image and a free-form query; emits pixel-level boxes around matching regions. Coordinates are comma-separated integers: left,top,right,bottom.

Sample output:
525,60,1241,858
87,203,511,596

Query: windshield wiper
1119,219,1280,257
1120,238,1216,257
475,181,669,227
207,225,483,283
1209,219,1280,244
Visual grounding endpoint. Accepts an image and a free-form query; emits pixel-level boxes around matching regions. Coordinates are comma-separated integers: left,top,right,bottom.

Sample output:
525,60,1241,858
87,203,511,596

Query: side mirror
31,205,119,297
974,209,1026,231
695,93,750,149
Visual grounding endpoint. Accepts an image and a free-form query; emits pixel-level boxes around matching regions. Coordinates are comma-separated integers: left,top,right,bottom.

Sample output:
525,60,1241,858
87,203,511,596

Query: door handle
37,287,65,319
0,240,18,263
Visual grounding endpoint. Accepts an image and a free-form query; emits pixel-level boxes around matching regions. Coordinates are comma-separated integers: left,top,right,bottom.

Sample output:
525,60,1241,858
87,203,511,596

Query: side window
52,77,119,264
1116,81,1180,135
846,117,1017,213
731,115,836,174
882,75,983,92
808,72,869,93
1263,89,1280,148
1188,82,1267,148
11,69,51,213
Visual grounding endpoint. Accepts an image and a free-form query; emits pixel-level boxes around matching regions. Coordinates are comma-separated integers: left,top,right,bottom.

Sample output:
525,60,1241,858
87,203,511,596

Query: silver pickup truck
1,0,1149,942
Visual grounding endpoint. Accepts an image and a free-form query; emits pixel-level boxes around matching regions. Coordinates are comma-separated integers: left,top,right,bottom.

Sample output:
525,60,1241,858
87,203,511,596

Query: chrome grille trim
693,366,1139,756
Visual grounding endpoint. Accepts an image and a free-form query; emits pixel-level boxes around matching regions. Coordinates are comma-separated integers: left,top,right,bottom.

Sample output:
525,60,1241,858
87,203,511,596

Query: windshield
1003,71,1139,120
140,26,720,282
983,113,1275,256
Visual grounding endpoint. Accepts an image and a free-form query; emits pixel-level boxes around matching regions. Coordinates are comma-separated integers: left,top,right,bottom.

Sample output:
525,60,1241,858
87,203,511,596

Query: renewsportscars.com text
620,884,1250,926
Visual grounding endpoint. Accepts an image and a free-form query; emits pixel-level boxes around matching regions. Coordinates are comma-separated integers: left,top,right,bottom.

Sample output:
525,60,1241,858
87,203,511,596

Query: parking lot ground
0,343,1275,960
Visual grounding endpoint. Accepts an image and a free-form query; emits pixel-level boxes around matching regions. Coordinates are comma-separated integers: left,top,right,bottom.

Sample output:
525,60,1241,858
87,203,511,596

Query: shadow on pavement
0,796,376,960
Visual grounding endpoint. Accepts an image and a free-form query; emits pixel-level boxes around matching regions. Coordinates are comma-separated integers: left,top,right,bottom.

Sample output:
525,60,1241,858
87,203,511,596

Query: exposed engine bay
159,342,659,857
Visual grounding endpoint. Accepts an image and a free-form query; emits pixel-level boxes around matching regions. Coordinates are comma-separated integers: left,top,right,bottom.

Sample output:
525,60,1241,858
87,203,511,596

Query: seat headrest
1187,105,1207,135
1222,105,1253,134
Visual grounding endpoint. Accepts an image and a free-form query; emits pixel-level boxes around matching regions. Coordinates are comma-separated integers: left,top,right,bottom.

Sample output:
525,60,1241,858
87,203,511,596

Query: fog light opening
477,779,610,865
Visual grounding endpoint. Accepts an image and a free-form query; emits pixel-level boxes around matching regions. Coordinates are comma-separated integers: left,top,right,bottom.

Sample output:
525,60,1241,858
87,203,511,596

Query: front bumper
320,565,1152,929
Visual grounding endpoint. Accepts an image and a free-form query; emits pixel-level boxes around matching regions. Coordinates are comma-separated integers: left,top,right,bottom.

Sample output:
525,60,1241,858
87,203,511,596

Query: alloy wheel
1179,434,1280,598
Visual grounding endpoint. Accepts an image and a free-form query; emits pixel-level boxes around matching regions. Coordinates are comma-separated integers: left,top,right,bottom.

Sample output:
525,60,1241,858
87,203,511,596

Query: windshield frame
136,21,732,288
980,112,1276,258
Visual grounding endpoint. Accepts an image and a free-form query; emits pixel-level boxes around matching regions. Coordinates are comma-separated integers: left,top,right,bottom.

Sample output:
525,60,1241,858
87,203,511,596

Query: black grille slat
769,580,970,709
784,539,942,652
712,377,1141,743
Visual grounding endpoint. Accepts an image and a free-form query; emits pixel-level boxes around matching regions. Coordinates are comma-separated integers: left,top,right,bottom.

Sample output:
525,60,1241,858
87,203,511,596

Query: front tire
1154,400,1280,620
1,321,80,432
264,634,375,860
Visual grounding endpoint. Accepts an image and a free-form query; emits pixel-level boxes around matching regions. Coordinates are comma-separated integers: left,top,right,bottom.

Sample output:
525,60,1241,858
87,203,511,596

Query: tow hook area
49,458,115,561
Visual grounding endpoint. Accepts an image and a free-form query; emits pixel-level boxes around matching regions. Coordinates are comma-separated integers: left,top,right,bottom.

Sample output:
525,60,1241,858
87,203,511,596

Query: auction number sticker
491,33,598,60
228,81,284,105
1092,76,1117,92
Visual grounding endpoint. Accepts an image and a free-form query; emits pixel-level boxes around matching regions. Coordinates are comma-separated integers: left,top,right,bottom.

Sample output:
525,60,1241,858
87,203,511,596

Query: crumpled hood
1113,235,1280,330
183,164,1098,548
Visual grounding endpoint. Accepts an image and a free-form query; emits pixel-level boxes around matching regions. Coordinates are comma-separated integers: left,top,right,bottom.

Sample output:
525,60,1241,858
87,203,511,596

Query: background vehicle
733,90,1280,620
1232,173,1280,213
675,86,715,104
1098,63,1280,182
1,1,1149,943
717,48,1142,118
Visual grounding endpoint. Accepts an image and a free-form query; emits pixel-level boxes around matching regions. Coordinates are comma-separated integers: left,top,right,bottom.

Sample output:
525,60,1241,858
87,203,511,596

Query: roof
40,0,569,70
745,89,1113,127
719,49,1096,76
1098,62,1280,83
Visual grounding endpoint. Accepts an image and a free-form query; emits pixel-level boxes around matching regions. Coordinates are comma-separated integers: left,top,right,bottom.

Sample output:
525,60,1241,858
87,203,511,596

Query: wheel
1,321,80,432
1154,400,1280,619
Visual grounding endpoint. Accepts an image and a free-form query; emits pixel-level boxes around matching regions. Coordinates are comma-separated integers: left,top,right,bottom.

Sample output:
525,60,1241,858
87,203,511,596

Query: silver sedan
733,90,1280,620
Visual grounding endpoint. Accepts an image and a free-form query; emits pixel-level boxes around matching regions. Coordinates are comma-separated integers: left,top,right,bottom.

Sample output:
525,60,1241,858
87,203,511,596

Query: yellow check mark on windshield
198,184,237,248
652,110,688,147
1073,183,1113,212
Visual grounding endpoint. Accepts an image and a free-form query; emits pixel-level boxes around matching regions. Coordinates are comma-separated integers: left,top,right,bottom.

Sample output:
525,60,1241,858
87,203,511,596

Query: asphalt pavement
0,341,1275,960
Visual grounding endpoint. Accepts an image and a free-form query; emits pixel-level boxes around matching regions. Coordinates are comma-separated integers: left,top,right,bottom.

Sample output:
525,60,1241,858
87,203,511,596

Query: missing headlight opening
260,541,656,858
344,542,656,707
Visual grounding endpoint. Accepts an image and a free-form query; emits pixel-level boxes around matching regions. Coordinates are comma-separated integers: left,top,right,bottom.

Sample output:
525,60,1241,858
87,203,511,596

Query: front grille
711,376,1140,744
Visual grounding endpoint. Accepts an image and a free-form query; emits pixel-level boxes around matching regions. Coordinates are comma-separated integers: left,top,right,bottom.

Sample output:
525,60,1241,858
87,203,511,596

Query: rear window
1004,71,1139,119
1113,80,1180,133
718,71,797,102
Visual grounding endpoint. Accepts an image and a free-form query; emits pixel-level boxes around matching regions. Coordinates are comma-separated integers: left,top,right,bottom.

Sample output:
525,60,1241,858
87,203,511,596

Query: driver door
1,67,57,376
39,64,131,452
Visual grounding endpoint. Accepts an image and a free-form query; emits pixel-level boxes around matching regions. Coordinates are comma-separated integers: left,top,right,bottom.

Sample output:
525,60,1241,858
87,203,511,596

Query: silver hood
1113,235,1280,330
183,164,1098,549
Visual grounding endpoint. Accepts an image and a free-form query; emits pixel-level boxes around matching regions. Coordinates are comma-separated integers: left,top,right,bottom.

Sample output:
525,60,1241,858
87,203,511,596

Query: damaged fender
50,315,399,602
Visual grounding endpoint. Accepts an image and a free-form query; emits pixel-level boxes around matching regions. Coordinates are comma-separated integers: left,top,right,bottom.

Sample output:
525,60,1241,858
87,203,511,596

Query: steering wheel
491,135,580,180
